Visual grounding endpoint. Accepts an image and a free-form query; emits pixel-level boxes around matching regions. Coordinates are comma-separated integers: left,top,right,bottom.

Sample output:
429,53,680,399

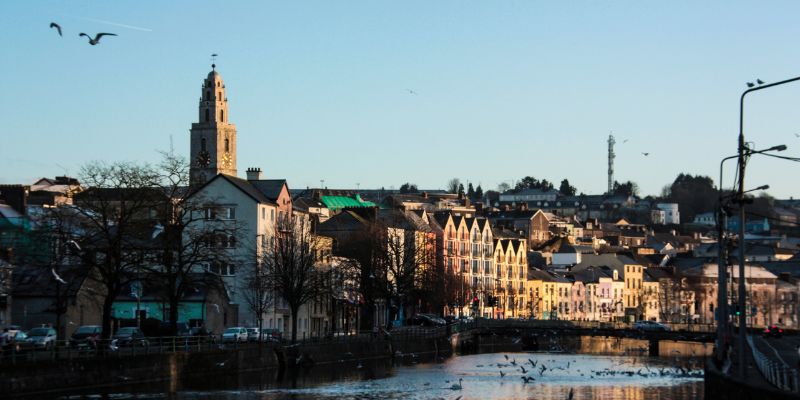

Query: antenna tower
607,133,616,194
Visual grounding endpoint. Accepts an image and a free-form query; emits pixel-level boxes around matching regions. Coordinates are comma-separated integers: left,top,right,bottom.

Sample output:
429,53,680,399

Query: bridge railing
461,318,716,333
747,335,800,393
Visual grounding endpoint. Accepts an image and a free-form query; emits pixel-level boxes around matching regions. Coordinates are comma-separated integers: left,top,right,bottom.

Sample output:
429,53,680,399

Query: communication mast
607,133,616,194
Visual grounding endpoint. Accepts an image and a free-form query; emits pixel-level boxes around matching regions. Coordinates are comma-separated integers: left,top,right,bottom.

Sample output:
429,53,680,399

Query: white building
653,203,680,225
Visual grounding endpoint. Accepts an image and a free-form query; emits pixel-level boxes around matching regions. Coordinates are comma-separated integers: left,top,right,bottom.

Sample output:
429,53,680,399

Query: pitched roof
320,195,376,211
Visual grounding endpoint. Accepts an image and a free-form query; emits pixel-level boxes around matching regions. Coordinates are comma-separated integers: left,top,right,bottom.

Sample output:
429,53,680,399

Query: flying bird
51,268,67,284
152,223,164,239
66,239,81,252
794,133,799,138
746,82,755,88
757,79,765,85
406,89,417,95
622,139,629,144
50,22,62,36
79,32,117,45
499,370,505,378
642,152,650,156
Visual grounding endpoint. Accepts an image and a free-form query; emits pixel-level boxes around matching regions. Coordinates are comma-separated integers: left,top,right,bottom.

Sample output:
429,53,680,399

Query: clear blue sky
2,1,800,198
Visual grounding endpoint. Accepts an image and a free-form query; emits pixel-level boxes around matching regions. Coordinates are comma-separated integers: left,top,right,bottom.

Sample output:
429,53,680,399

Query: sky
2,1,800,198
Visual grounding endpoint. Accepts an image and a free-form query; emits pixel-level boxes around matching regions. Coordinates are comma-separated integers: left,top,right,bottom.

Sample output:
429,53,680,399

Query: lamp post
735,75,800,378
718,148,782,362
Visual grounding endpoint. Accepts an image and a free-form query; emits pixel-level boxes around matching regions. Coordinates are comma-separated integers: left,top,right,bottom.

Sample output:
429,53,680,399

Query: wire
760,152,800,162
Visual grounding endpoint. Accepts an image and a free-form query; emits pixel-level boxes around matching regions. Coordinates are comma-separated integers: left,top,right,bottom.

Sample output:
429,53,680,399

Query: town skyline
3,1,800,198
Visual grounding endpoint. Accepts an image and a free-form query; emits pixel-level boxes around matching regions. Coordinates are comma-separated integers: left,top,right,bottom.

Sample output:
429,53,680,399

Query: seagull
66,240,81,252
500,371,505,378
79,32,117,45
794,133,799,138
642,152,650,156
50,22,62,36
51,268,67,284
746,82,755,88
406,89,417,95
449,378,463,390
152,223,164,239
504,355,509,360
757,79,765,85
622,139,629,144
520,366,527,374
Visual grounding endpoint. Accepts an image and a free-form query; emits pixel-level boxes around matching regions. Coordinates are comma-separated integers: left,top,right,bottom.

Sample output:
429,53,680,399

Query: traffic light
472,296,479,309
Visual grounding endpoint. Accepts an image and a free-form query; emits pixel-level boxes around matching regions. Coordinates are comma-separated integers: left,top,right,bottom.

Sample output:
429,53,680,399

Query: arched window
225,138,230,152
220,110,224,122
218,91,221,99
200,138,206,151
206,91,210,100
204,109,210,122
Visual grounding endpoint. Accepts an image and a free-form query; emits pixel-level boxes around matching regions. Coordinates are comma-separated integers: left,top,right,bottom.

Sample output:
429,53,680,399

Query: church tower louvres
190,64,237,183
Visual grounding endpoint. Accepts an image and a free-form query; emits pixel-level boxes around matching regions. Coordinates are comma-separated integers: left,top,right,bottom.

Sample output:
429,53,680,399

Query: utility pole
734,74,800,378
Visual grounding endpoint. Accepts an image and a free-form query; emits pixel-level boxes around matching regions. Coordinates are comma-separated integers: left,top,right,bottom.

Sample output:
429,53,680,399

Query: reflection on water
58,337,707,400
64,353,702,400
210,353,702,400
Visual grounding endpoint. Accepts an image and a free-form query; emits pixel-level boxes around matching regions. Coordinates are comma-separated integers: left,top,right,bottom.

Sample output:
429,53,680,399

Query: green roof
320,195,376,211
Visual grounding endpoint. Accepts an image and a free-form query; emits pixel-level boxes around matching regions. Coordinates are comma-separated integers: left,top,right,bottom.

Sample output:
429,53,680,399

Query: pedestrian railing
747,335,800,393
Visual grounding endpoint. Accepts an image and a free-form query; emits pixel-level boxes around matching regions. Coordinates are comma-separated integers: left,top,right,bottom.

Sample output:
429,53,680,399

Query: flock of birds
49,21,117,45
438,352,702,399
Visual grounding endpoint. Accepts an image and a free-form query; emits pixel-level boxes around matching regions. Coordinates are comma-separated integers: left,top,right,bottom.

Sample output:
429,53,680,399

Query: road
756,334,800,368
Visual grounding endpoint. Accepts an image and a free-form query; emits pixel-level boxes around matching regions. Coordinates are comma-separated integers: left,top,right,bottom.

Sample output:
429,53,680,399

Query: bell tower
190,63,237,184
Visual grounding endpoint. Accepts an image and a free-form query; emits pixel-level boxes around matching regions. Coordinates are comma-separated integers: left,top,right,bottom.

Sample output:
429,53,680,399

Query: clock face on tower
221,152,232,169
196,150,211,167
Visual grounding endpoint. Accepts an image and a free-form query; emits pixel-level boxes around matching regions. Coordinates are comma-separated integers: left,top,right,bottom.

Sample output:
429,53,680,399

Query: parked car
1,330,28,353
70,325,102,349
763,325,784,338
633,320,670,332
408,314,447,327
246,327,262,342
260,328,282,342
24,327,57,350
112,327,149,347
221,327,248,343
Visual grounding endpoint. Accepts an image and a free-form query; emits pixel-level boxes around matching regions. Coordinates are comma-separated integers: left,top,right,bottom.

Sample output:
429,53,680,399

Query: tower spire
189,63,237,184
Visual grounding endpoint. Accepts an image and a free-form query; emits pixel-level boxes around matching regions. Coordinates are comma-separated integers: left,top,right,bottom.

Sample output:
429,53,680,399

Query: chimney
421,191,429,199
246,167,263,181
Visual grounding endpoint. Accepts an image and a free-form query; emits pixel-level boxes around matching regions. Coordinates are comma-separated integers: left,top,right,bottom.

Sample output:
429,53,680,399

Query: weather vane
211,53,218,68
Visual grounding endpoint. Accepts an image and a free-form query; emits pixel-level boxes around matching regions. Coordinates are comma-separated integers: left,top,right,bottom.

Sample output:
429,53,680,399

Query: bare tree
447,178,461,194
72,161,161,339
146,151,238,336
262,217,326,343
242,262,272,349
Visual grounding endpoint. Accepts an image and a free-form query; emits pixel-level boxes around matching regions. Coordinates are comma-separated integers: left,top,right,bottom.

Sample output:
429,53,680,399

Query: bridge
451,319,716,356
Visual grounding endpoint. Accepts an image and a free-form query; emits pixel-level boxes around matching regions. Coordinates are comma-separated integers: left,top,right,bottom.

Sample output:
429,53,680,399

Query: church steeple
190,64,237,184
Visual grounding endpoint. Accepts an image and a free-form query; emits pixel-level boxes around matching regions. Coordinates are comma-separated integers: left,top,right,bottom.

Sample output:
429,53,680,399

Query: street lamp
734,74,800,378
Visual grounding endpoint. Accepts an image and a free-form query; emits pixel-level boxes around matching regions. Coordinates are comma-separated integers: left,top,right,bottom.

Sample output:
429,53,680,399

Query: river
56,339,707,400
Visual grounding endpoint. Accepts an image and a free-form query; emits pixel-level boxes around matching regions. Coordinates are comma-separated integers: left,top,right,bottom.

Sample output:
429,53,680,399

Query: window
201,137,207,151
271,209,275,221
206,91,210,100
225,138,230,152
205,207,216,220
209,261,235,276
222,207,235,219
204,109,210,122
221,110,225,122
